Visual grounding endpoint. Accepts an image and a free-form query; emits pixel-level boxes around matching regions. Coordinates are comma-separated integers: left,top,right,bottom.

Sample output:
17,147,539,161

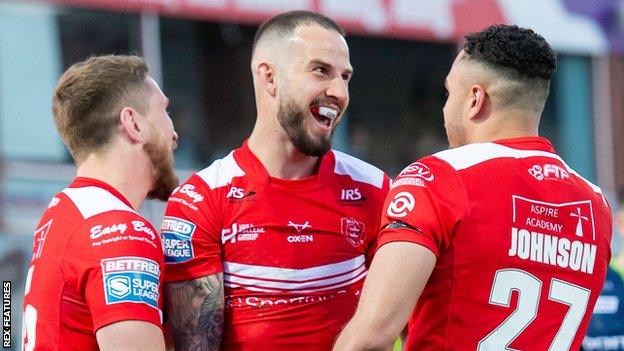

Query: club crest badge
341,218,366,247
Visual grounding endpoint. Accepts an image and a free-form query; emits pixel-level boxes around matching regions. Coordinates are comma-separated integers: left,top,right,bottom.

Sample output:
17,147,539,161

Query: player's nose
326,76,348,107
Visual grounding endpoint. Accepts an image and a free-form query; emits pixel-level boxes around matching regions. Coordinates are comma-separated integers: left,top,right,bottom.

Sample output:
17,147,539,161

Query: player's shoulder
331,149,387,190
61,185,137,220
168,150,245,210
393,151,459,189
60,188,159,254
194,150,246,190
431,142,609,206
430,142,560,171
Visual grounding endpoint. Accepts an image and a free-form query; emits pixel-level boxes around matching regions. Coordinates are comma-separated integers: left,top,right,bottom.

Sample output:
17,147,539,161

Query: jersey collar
493,136,555,153
234,140,336,190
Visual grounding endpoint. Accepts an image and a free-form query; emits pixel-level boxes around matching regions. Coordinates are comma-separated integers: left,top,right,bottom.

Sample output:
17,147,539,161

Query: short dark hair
53,55,150,163
463,24,556,81
252,10,346,55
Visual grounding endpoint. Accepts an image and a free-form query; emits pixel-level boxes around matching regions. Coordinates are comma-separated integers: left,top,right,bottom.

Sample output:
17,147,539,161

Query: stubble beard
277,97,332,157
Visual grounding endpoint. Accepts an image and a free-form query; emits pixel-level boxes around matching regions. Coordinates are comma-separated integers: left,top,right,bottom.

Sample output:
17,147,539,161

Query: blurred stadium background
1,0,624,349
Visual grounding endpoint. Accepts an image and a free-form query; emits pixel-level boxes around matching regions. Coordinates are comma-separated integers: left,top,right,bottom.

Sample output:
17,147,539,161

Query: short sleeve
70,212,164,332
161,174,223,282
377,157,467,257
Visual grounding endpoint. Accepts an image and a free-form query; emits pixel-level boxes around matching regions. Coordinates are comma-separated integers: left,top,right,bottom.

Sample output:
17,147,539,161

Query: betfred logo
101,256,160,309
398,162,434,182
341,218,365,247
161,217,196,263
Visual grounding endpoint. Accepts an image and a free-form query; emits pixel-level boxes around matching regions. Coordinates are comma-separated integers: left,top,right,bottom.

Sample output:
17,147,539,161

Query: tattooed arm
165,273,224,351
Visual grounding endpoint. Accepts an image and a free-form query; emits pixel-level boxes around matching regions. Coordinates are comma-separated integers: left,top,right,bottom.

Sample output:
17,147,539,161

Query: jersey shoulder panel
196,151,246,190
433,142,608,203
62,186,136,219
332,150,386,189
432,142,562,171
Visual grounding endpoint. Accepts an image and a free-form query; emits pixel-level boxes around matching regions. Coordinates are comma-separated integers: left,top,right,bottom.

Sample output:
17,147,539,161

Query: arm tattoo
165,273,224,351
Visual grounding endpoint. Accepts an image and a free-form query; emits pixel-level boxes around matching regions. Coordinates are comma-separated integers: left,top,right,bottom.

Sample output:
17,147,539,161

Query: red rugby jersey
162,142,389,350
22,178,164,351
379,137,612,351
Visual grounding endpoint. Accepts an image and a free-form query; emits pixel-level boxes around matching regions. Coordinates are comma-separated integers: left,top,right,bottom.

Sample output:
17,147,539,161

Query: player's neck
469,114,539,143
75,149,151,209
247,131,320,180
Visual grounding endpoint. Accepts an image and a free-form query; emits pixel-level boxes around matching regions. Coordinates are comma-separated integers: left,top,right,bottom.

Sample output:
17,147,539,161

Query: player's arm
165,273,224,351
97,320,165,351
333,241,436,351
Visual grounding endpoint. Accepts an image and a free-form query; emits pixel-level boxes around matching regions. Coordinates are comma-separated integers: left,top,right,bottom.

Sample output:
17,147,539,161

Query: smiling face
275,24,352,156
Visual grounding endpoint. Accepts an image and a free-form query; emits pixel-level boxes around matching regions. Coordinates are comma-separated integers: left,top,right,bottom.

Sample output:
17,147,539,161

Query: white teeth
318,107,338,119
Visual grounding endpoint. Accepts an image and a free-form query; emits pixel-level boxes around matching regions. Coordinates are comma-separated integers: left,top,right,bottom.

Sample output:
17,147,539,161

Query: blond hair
52,55,150,163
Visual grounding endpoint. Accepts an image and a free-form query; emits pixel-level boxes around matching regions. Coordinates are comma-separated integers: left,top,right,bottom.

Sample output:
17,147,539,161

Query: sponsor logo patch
341,218,366,247
340,188,366,202
90,223,128,240
528,164,570,181
398,162,434,182
508,196,597,274
226,186,256,201
391,177,426,189
287,221,312,233
177,184,204,203
387,192,416,218
161,217,196,263
221,223,265,244
32,219,52,261
169,184,204,210
101,256,160,309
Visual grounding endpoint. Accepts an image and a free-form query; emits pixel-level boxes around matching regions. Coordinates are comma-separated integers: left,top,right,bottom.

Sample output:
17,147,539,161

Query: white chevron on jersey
196,151,246,190
333,150,385,189
62,186,135,219
434,142,606,201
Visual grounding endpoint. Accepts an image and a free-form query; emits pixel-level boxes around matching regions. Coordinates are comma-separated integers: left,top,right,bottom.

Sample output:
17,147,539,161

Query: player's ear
467,84,489,122
119,107,144,143
256,62,277,97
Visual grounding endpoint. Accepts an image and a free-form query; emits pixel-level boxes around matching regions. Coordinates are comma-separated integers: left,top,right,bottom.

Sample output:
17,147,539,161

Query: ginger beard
277,95,337,157
144,134,178,201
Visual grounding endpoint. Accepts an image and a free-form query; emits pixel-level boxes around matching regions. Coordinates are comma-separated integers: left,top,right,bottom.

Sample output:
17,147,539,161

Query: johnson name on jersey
379,137,612,351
